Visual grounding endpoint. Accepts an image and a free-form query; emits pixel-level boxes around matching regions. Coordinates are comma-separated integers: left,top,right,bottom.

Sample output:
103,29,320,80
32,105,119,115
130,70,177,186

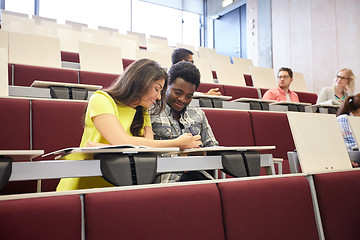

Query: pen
188,126,196,136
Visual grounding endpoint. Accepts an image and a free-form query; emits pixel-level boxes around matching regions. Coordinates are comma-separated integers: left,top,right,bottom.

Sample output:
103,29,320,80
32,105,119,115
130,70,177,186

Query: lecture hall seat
0,98,37,195
197,83,225,95
84,184,225,240
12,64,79,87
244,74,253,87
313,170,360,240
218,176,319,240
0,195,81,240
79,71,119,89
203,109,254,147
295,91,318,105
61,51,80,63
249,111,295,174
222,85,259,100
31,99,86,192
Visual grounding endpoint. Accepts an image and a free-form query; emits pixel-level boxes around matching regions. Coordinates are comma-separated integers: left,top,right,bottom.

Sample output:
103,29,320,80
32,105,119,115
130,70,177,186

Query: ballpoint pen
188,126,196,136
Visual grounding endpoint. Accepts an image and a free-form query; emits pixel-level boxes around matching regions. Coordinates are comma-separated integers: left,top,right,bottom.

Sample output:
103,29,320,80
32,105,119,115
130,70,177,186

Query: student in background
57,59,202,191
151,61,218,182
336,93,360,168
262,67,300,102
171,48,221,96
317,68,355,104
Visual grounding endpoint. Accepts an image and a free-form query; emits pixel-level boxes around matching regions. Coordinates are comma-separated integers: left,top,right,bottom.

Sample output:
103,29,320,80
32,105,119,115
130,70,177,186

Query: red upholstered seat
85,184,225,240
212,71,217,79
13,64,79,87
79,71,119,88
0,98,30,150
61,51,80,63
222,85,259,99
0,98,36,195
197,83,225,95
259,88,268,98
244,74,253,86
8,63,12,85
295,91,318,104
32,100,86,191
122,58,135,70
218,176,319,240
0,195,81,240
249,111,295,174
313,170,360,239
203,109,254,147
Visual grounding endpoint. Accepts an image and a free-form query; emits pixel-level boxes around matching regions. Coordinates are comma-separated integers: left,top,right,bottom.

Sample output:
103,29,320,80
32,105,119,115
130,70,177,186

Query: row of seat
1,170,360,240
0,97,297,194
0,27,311,92
6,60,318,105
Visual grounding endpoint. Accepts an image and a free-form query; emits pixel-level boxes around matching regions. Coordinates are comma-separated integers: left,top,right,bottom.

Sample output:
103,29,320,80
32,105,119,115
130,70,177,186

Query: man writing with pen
151,61,219,183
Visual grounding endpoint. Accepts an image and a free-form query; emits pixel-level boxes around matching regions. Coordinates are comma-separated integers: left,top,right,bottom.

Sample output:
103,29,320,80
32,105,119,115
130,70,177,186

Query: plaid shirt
151,104,218,146
151,104,218,183
337,114,357,151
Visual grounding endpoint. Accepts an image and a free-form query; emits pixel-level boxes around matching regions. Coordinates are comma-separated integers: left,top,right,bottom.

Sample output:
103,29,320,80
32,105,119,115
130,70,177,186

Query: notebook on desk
42,145,179,159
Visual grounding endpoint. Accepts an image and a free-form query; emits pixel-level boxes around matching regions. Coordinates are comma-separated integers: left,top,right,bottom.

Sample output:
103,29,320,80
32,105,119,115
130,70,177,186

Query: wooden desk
7,146,276,185
0,150,44,161
287,112,352,173
31,80,102,91
192,92,232,101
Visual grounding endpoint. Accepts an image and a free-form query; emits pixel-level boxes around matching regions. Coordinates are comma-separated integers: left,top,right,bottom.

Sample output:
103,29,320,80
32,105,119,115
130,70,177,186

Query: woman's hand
175,133,202,150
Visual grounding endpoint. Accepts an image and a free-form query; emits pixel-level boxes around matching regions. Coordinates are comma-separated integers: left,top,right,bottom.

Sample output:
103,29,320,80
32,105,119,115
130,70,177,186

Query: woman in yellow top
57,59,202,191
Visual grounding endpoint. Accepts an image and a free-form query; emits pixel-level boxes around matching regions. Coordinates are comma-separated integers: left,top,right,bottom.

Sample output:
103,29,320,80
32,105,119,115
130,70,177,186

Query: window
132,0,200,47
5,0,34,15
132,0,182,46
39,0,131,32
182,11,200,46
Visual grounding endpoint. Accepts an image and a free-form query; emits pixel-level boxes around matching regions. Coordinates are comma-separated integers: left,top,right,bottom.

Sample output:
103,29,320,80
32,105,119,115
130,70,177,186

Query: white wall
271,0,360,94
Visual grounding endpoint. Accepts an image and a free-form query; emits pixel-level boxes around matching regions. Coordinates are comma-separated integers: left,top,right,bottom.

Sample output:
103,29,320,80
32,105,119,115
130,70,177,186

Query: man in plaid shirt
151,61,218,183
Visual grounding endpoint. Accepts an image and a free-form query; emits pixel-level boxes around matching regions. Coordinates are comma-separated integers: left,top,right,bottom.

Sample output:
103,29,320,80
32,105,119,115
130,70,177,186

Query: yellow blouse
57,90,151,191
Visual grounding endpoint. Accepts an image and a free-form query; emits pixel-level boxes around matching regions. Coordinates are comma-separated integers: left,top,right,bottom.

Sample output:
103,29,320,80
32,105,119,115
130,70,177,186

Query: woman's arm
92,113,201,149
143,126,154,139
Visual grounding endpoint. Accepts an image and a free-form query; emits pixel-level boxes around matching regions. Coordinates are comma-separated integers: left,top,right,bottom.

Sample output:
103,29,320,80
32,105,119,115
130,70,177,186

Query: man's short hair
168,61,200,89
171,48,194,64
278,67,293,78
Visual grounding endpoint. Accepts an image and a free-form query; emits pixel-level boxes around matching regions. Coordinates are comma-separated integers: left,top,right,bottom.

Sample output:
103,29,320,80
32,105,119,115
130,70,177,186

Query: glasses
336,75,349,80
277,75,290,79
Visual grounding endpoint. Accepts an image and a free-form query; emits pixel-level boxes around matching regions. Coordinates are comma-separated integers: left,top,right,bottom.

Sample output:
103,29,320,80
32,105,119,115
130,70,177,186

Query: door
214,5,247,58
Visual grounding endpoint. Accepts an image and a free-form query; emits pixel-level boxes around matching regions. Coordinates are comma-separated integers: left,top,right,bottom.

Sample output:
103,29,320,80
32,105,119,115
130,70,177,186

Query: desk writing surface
43,145,180,160
287,112,352,173
348,116,360,148
0,150,44,160
231,97,275,103
192,92,232,100
270,101,311,106
180,146,276,154
31,80,102,91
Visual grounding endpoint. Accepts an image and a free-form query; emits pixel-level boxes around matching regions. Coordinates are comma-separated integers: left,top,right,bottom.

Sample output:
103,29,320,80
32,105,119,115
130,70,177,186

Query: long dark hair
83,59,168,136
337,93,360,116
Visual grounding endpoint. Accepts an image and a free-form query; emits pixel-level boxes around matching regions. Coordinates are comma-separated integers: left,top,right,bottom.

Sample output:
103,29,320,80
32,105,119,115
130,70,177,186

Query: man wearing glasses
262,67,299,102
